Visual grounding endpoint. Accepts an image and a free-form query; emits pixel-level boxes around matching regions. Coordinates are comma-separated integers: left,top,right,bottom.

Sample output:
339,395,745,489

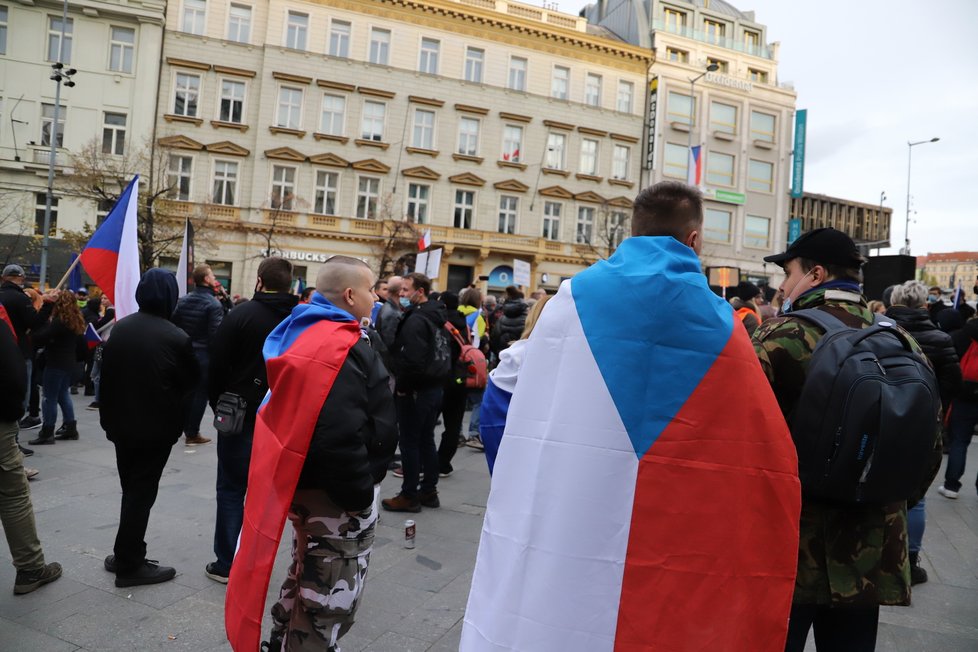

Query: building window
96,198,113,227
542,201,561,241
704,19,725,45
750,111,775,142
612,144,629,180
577,206,594,244
579,139,598,176
320,94,345,135
227,3,251,43
744,30,760,54
609,211,627,249
407,183,430,224
710,101,737,135
329,20,350,58
454,190,474,229
35,193,58,236
174,72,201,117
361,100,385,141
270,165,296,210
498,195,518,234
748,159,774,193
212,160,237,205
545,133,566,170
356,176,380,219
664,8,686,32
464,47,484,83
667,91,693,126
508,57,527,91
666,47,688,63
0,7,7,55
706,57,728,73
663,142,688,178
182,0,206,36
419,37,439,74
47,16,73,63
314,170,338,215
617,81,633,113
412,109,435,150
108,27,135,73
369,28,390,65
167,155,193,201
276,86,303,130
744,215,771,249
551,66,569,100
285,11,307,50
40,103,66,147
101,113,126,155
585,73,602,107
501,125,522,163
220,79,245,123
457,117,479,156
749,68,769,83
706,151,735,187
704,207,731,243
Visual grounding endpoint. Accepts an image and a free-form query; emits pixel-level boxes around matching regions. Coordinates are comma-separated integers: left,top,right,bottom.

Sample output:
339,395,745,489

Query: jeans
184,348,209,437
438,383,467,473
0,420,45,570
213,418,255,572
784,603,879,652
467,389,484,437
112,441,173,575
943,400,978,493
908,498,925,555
41,367,75,428
396,387,443,497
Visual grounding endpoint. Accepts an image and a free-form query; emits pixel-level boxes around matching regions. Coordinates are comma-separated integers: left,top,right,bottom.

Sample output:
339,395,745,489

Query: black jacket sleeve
0,323,26,421
208,310,240,406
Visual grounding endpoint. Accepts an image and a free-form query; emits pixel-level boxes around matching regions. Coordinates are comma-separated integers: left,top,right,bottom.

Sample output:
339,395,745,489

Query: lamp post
903,137,939,256
687,63,719,182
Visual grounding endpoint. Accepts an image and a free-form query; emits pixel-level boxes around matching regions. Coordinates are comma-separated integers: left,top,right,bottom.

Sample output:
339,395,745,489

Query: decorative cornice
494,179,530,193
309,152,350,167
452,153,484,164
402,166,441,180
609,132,639,144
575,173,604,183
272,72,313,85
408,95,445,108
358,86,396,99
317,79,356,92
499,112,532,124
264,147,306,162
497,160,528,171
214,65,256,78
313,133,350,144
166,57,210,71
449,172,486,187
575,190,607,203
355,139,390,150
157,134,204,151
206,141,250,157
541,168,570,177
163,114,203,126
405,147,439,158
608,179,635,188
454,104,489,115
543,120,574,131
352,158,391,173
268,126,306,138
210,120,249,132
578,126,608,137
538,185,574,199
608,196,634,208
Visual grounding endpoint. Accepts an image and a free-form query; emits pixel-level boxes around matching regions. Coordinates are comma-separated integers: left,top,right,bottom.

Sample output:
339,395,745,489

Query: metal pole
39,0,69,289
904,143,912,255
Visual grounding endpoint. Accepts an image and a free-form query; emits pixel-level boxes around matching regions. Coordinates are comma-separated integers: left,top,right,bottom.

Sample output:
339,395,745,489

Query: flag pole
53,255,82,291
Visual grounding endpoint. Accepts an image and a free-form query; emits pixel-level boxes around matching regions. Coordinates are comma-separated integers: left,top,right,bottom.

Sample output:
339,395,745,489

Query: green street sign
704,188,746,205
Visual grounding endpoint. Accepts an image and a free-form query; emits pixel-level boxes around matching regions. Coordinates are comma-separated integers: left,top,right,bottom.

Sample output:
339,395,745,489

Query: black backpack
789,308,941,504
421,317,452,383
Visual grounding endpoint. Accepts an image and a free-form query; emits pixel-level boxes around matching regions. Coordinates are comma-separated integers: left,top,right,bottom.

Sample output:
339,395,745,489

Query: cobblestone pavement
1,394,976,651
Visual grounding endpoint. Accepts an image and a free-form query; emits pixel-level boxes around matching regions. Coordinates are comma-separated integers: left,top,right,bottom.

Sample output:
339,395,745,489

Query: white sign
513,259,531,287
416,248,442,279
705,72,753,93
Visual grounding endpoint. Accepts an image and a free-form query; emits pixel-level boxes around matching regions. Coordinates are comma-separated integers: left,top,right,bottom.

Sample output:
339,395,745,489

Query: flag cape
225,295,361,651
479,338,527,475
78,176,140,319
461,236,800,651
687,145,703,186
83,323,102,349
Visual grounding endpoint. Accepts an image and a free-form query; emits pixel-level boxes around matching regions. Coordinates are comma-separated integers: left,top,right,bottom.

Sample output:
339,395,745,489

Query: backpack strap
443,321,468,350
789,308,851,334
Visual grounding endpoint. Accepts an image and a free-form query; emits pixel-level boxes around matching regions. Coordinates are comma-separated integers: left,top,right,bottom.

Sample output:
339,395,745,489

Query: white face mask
780,270,814,315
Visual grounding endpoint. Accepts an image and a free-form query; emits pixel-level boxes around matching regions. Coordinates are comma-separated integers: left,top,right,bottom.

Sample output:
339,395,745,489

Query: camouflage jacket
753,287,929,607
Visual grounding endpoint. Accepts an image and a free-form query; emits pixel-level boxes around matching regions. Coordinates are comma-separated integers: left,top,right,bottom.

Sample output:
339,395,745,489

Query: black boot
909,552,928,585
28,426,55,446
54,421,78,440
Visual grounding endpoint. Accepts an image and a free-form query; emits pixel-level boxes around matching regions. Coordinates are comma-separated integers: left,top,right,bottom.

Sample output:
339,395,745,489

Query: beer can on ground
404,519,416,549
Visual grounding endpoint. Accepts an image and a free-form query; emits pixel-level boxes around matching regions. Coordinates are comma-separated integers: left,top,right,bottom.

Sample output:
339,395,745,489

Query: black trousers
112,441,173,575
438,382,468,472
785,603,880,652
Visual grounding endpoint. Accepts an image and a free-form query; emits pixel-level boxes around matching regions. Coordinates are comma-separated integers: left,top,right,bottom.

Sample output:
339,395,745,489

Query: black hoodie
99,269,199,445
392,298,448,392
885,305,962,407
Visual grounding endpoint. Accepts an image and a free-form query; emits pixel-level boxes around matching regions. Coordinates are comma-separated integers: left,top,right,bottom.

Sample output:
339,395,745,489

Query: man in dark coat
100,269,199,587
941,315,978,500
203,257,296,583
374,275,403,349
171,264,224,445
490,286,528,354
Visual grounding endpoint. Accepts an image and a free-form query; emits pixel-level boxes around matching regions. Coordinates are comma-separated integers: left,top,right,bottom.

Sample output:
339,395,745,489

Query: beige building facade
917,252,978,294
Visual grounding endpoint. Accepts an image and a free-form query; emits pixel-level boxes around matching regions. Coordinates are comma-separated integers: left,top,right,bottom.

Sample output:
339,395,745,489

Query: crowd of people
0,179,976,651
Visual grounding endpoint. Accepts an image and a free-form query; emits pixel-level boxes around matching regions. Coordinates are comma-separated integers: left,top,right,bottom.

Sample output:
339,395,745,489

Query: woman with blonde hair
29,291,86,445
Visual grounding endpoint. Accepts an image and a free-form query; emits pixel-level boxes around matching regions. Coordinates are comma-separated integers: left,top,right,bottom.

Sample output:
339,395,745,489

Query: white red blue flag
687,145,703,186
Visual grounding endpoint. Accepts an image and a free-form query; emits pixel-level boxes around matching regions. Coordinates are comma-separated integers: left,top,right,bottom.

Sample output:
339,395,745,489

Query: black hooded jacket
0,318,26,422
392,299,448,392
0,280,53,358
99,269,199,446
885,305,962,406
951,318,978,403
491,299,528,352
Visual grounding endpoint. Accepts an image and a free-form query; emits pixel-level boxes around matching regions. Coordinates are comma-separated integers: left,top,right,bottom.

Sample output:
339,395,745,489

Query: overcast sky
556,0,978,256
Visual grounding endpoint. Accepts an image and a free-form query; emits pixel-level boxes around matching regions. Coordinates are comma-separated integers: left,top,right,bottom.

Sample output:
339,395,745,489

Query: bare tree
576,201,631,264
373,191,420,278
0,189,37,267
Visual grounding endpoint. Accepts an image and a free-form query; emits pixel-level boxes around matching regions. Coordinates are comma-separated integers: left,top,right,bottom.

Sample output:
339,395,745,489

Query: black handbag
213,392,247,435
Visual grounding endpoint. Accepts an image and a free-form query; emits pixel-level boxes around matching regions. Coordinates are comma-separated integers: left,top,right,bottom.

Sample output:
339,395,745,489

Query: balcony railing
652,19,774,59
30,147,69,167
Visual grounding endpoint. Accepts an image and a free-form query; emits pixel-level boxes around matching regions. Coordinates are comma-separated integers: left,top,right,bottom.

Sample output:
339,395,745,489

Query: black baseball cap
764,227,864,268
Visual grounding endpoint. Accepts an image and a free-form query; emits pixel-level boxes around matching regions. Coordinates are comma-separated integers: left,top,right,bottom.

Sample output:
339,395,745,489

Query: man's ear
685,229,701,254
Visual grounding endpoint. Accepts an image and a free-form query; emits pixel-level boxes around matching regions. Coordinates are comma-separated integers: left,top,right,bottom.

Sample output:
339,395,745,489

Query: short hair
504,285,524,300
797,257,863,284
631,181,704,240
257,257,293,292
891,280,929,309
373,279,388,291
929,286,941,294
300,287,315,301
192,264,212,285
403,272,431,296
316,256,372,299
459,287,482,309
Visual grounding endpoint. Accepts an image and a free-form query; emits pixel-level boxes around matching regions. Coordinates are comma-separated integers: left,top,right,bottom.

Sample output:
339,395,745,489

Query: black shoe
115,560,176,587
86,401,100,411
69,386,78,395
104,554,117,573
28,426,55,446
909,553,928,586
14,562,63,594
204,562,229,584
260,640,283,652
18,416,42,430
84,387,95,397
54,421,78,440
419,490,440,508
19,445,34,457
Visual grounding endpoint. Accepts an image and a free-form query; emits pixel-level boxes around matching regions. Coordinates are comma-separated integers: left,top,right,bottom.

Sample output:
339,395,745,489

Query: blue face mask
926,294,939,304
399,297,411,308
780,270,814,315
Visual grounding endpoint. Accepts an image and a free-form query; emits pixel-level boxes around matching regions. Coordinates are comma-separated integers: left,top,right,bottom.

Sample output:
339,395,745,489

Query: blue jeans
396,387,443,497
213,418,254,572
907,498,925,555
943,400,978,493
184,348,209,437
41,367,74,428
467,389,484,436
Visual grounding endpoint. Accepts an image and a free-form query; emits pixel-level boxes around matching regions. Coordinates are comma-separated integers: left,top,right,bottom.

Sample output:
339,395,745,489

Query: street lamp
903,137,939,256
687,63,719,183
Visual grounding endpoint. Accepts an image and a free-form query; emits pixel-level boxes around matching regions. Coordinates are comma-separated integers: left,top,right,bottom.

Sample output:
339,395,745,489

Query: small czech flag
418,228,432,252
84,323,103,349
687,145,703,186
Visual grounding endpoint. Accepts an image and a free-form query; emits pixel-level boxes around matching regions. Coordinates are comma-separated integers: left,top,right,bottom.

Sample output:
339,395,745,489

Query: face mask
780,270,814,315
926,295,939,304
399,297,411,308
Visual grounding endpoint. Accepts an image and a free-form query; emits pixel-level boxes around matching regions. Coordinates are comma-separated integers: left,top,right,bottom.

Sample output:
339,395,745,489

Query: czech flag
79,176,141,319
418,228,432,251
225,294,361,652
687,144,703,186
462,236,801,651
83,323,102,349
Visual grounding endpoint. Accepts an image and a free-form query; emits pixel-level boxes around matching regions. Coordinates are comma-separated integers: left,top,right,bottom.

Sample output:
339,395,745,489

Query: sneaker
115,560,176,587
458,435,468,446
86,401,100,411
439,467,453,478
419,490,440,508
392,467,424,481
104,554,117,573
381,493,421,513
24,467,39,480
18,416,41,430
14,562,63,594
185,434,212,445
466,435,485,451
18,445,33,457
204,562,230,584
909,553,928,586
938,485,959,499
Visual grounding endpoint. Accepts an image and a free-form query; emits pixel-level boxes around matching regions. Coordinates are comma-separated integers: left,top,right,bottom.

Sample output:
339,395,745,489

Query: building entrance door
447,264,473,293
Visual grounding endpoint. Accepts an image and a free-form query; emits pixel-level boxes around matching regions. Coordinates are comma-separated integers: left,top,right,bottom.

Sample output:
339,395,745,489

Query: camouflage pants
269,487,378,652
